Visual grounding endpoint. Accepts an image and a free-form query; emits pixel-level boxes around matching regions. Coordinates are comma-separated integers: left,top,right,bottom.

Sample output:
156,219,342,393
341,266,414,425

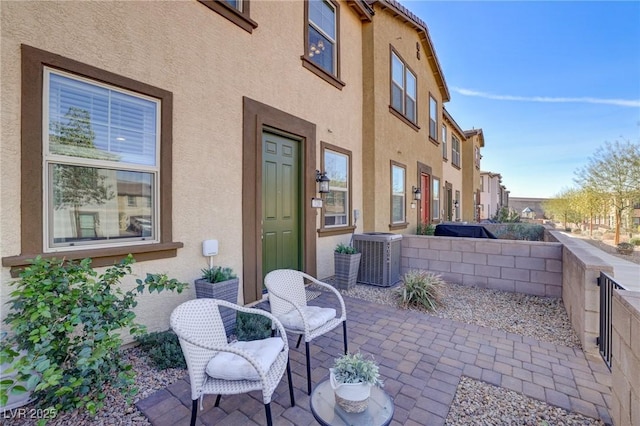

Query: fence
597,271,626,369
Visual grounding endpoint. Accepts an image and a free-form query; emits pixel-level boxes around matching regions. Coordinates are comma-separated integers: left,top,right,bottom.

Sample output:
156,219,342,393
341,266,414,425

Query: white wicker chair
170,299,295,426
264,269,347,395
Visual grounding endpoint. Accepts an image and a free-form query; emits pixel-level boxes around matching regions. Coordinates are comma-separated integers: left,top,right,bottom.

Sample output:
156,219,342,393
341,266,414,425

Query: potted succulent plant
195,266,239,336
334,243,361,290
330,352,383,413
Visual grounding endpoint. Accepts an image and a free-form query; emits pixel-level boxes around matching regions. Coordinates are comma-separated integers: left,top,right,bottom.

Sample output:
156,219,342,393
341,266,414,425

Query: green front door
262,131,301,280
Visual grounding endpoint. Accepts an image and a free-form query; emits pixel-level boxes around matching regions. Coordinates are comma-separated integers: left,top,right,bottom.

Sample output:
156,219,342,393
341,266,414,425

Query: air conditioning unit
353,233,402,287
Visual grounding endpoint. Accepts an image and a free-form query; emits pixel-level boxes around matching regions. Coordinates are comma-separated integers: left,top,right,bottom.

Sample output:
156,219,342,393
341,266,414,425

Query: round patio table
310,379,394,426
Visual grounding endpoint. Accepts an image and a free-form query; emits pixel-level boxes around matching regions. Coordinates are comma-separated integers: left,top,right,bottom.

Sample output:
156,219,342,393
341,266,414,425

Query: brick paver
136,293,612,425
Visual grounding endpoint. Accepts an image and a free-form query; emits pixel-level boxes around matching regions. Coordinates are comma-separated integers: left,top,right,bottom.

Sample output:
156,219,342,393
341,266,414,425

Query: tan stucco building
361,0,450,234
0,0,373,340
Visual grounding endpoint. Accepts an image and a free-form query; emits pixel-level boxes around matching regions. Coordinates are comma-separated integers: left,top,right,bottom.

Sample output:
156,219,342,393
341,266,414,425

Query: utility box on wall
353,233,402,287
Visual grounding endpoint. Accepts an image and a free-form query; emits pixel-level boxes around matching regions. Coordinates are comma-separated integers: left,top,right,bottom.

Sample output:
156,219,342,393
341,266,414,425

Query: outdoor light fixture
412,186,421,201
454,200,459,209
316,170,330,194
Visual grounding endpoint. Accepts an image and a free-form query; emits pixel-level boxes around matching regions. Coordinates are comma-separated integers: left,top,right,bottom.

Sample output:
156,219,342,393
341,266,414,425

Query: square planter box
334,252,361,290
194,277,239,336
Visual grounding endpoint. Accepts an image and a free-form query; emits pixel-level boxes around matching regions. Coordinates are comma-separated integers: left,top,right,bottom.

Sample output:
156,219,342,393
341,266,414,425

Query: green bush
491,224,545,241
236,311,272,341
0,255,187,416
396,270,444,312
135,330,186,370
630,238,640,246
416,223,435,235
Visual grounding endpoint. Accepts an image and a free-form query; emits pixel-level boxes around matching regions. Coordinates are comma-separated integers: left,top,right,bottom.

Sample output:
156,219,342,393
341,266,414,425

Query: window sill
389,222,408,230
301,57,345,90
2,241,184,277
317,226,356,237
388,106,419,132
198,0,258,33
452,163,461,170
429,136,439,146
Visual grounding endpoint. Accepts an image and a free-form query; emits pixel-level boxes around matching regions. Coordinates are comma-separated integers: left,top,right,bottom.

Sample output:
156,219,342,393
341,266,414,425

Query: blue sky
399,0,640,198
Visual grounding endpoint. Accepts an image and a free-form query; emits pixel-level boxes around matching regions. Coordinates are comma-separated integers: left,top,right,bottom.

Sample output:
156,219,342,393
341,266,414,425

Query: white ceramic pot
329,368,371,413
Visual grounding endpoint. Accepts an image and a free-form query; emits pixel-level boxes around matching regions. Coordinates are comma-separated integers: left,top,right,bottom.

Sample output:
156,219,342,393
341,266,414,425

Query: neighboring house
509,197,548,221
0,1,373,339
462,128,485,221
479,171,505,220
361,0,450,233
442,107,465,222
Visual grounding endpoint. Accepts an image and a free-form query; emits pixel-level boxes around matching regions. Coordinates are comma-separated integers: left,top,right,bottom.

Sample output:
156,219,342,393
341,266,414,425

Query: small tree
543,188,582,230
575,139,640,244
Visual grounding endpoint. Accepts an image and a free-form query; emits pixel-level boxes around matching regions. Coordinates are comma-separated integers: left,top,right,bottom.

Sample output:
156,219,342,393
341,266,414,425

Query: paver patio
136,293,612,426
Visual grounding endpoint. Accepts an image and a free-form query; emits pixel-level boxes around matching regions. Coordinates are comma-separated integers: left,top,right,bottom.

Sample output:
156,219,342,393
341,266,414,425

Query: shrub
332,352,382,387
135,330,186,370
396,270,444,312
630,238,640,246
491,224,545,241
335,243,358,254
200,266,236,283
572,228,582,234
0,255,187,416
416,223,435,235
236,311,272,342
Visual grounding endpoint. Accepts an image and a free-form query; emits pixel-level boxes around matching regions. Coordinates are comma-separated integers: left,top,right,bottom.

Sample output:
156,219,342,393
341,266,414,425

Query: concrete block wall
611,290,640,426
548,231,613,356
401,235,563,298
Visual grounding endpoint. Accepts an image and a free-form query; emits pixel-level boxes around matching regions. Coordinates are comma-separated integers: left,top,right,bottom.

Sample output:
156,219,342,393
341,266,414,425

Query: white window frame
442,124,448,159
429,95,437,140
391,51,417,123
391,163,406,224
452,135,461,167
308,0,337,75
43,67,161,252
432,177,440,221
323,148,349,228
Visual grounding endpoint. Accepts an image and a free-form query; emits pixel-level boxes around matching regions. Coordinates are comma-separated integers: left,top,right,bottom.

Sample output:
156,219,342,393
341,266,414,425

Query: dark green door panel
262,132,301,280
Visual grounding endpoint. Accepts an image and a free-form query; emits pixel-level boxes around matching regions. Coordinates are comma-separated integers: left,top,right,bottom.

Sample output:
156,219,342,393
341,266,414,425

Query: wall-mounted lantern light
412,186,421,201
316,170,330,194
454,200,459,209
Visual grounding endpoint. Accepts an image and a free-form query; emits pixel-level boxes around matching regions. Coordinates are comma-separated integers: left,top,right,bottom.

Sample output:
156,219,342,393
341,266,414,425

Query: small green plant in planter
330,352,382,413
195,266,239,336
334,243,361,290
396,269,444,312
0,255,187,416
236,311,272,342
416,223,435,235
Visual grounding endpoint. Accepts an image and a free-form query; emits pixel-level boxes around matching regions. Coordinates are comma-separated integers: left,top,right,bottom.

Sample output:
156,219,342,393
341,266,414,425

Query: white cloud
453,87,640,108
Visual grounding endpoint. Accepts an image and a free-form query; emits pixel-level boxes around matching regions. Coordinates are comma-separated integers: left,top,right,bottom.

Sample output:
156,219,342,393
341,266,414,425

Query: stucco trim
242,97,317,304
197,0,258,33
2,45,181,274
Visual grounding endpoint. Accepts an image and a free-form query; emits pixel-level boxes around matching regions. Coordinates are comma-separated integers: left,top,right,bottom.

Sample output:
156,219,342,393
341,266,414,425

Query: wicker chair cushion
205,337,285,381
278,306,336,331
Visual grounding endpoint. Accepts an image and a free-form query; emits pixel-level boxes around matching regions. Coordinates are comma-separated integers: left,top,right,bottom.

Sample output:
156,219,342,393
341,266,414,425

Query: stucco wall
547,231,614,355
0,1,364,341
611,290,640,426
401,235,563,297
362,4,444,234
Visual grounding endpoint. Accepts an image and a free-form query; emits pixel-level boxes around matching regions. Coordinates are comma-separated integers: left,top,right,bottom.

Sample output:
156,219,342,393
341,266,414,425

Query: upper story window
475,146,481,169
452,135,461,167
390,50,417,124
322,144,351,229
429,95,437,141
198,0,257,33
442,124,448,159
2,45,181,273
390,162,406,225
303,0,344,89
480,176,484,192
45,69,160,251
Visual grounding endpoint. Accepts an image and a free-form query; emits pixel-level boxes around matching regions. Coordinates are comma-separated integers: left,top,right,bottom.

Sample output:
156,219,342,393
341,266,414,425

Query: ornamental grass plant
396,269,444,312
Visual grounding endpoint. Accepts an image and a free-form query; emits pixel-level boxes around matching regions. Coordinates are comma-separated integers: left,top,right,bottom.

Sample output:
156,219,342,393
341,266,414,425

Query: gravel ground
8,281,592,425
445,376,604,426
